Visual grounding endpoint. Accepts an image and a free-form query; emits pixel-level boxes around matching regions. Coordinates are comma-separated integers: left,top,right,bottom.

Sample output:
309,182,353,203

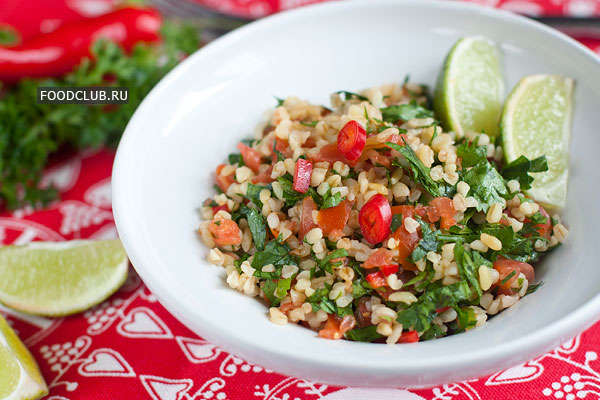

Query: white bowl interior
113,0,600,387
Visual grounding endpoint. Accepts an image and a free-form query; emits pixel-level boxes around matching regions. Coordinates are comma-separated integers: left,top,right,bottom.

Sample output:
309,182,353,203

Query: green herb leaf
245,183,270,208
410,218,439,262
385,141,441,197
390,214,403,233
276,175,306,207
456,140,488,168
345,326,383,342
380,102,434,123
335,90,369,101
321,190,343,209
461,160,507,212
396,281,473,333
251,240,297,271
502,155,548,190
300,121,319,127
242,206,267,251
454,243,482,297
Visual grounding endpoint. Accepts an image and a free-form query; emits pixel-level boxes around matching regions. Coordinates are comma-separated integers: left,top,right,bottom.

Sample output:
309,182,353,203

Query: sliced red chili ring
337,120,366,161
359,194,392,245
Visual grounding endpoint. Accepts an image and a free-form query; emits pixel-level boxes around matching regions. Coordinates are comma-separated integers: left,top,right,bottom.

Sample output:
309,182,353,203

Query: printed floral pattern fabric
1,1,600,399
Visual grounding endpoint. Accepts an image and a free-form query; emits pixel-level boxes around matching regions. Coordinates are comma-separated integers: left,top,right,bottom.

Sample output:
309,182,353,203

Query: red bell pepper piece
212,204,229,214
293,158,313,193
0,7,162,82
380,264,399,276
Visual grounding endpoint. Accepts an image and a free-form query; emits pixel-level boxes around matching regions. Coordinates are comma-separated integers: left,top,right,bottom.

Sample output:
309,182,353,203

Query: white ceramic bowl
113,0,600,387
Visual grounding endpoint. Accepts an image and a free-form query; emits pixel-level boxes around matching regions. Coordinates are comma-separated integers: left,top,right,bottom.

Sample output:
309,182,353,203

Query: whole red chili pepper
0,7,162,82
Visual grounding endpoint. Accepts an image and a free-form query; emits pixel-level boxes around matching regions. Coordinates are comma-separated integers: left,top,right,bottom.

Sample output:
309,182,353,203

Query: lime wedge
0,240,128,317
0,314,48,400
501,75,573,209
434,36,505,138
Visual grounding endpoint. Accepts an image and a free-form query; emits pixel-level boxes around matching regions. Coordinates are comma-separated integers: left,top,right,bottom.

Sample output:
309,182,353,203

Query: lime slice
501,75,573,209
434,36,505,138
0,314,48,400
0,240,128,317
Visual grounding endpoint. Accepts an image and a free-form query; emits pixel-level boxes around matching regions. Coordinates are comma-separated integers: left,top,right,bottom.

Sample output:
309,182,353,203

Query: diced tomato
391,205,415,220
380,264,400,276
493,256,535,295
355,297,372,328
208,216,242,246
212,204,229,214
318,315,342,340
299,197,318,240
363,248,395,269
533,205,552,239
398,330,419,343
359,194,392,245
252,165,273,184
311,143,358,166
237,142,263,173
337,120,367,161
215,164,235,193
365,133,408,151
317,200,351,238
430,197,456,230
390,206,420,268
339,315,357,334
364,149,391,168
293,159,313,193
272,138,293,159
366,271,387,288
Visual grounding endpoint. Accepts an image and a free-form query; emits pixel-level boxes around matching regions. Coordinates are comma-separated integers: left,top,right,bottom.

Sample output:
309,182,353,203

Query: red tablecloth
1,1,600,399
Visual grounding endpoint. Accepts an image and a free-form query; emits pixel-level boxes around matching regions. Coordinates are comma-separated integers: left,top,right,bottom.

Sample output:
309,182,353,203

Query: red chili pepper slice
337,120,366,161
399,330,419,343
380,264,399,276
0,7,162,82
359,194,392,245
293,158,313,193
365,271,387,288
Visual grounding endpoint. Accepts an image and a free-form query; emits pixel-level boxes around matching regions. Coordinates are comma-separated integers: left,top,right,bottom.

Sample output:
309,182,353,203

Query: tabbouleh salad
197,80,569,344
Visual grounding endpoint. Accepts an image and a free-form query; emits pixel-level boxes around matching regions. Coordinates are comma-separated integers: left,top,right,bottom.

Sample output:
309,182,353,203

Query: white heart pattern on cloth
175,336,222,364
84,178,112,209
78,349,135,377
117,307,173,339
41,158,81,192
139,375,193,400
321,388,426,400
485,360,544,385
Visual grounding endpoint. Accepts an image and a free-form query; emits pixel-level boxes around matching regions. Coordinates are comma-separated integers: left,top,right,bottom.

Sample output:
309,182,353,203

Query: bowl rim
113,0,600,381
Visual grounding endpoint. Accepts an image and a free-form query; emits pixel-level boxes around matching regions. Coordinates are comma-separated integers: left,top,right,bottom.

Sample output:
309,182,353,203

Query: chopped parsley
345,326,383,342
461,159,507,212
386,141,441,197
380,101,434,123
335,90,369,102
502,155,548,190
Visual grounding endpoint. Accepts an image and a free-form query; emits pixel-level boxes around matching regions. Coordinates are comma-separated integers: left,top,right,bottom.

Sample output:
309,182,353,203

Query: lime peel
0,239,128,317
501,74,573,209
